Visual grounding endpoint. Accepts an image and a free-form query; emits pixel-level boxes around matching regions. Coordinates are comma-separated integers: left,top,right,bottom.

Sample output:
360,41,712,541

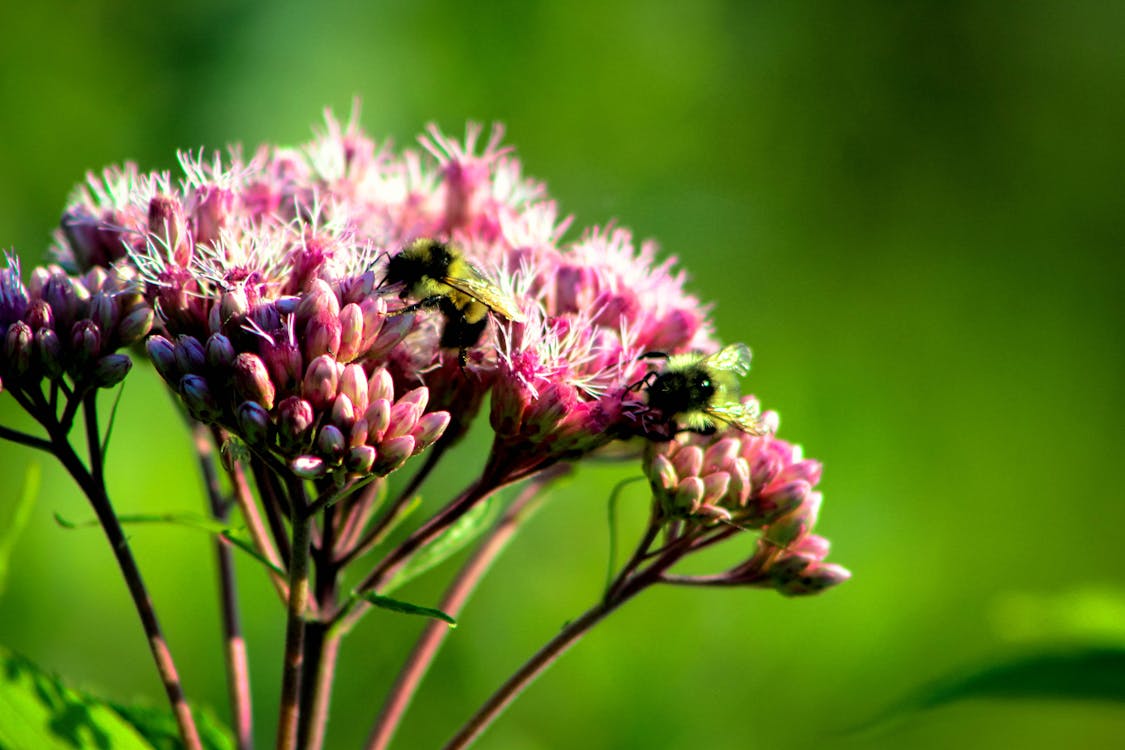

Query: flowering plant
0,110,848,750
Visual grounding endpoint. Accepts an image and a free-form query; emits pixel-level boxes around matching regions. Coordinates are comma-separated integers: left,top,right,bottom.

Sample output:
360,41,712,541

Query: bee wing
701,343,753,377
705,400,769,436
441,266,526,322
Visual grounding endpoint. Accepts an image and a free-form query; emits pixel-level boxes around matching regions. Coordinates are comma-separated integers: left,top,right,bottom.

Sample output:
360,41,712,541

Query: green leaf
382,495,499,594
0,464,40,597
354,592,457,626
54,511,285,578
856,647,1125,734
0,645,154,749
605,476,646,595
109,702,235,750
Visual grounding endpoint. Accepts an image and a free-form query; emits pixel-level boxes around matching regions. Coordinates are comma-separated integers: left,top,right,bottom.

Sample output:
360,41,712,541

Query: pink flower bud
317,424,346,461
373,435,414,475
278,396,315,448
385,401,421,440
305,310,342,359
233,352,276,410
302,354,339,411
349,418,369,447
296,279,340,325
648,453,679,494
673,476,705,514
701,472,731,506
671,445,703,480
411,411,451,451
236,401,271,445
146,335,179,382
759,480,811,523
338,364,368,413
291,455,326,479
148,194,191,266
396,387,429,412
728,457,752,507
346,445,376,474
703,437,741,474
330,393,355,428
192,184,234,246
261,340,303,393
775,562,851,597
364,399,391,444
367,368,394,403
337,303,363,362
42,275,79,330
25,299,53,331
35,328,64,377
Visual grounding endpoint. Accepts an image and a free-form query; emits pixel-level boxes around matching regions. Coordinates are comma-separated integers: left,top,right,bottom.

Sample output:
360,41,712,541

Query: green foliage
354,592,457,627
382,495,498,594
0,464,39,597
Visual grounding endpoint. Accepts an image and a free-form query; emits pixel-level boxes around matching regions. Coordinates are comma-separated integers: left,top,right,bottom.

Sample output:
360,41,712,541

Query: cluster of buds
0,257,153,395
144,273,450,479
644,400,850,596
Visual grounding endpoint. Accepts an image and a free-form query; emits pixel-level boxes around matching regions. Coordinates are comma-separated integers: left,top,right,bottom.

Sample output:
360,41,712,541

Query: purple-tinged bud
193,184,234,246
373,435,414,475
0,265,30,325
368,368,394,403
261,340,303,393
728,457,752,507
93,354,132,388
278,396,315,448
385,401,421,440
791,534,831,561
338,364,368,413
781,459,823,487
291,455,326,479
117,305,154,346
174,335,206,374
317,424,346,461
673,476,705,514
42,275,79,330
702,437,741,474
149,194,191,266
218,288,249,331
305,310,342,359
648,453,679,494
296,279,340,325
35,328,64,377
70,320,102,367
670,445,703,480
205,334,236,370
359,297,385,346
339,271,375,305
302,354,339,411
180,374,221,423
5,321,33,375
330,393,355,429
337,303,364,362
236,401,271,445
775,561,851,597
767,491,823,548
146,335,179,382
346,445,376,474
25,299,53,331
759,480,811,523
368,310,414,357
694,504,733,524
349,418,369,447
275,295,301,315
80,267,107,295
233,352,276,410
88,293,119,337
411,411,450,452
701,472,731,506
364,399,391,444
397,387,429,412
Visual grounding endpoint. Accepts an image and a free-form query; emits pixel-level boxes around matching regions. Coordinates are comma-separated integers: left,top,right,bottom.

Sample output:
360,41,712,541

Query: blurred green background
2,1,1124,748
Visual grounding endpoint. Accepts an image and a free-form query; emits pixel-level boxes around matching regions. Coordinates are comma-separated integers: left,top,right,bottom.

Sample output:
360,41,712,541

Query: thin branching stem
276,478,312,750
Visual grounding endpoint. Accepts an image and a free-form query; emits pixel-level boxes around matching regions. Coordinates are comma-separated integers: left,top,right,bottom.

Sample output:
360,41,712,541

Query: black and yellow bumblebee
632,343,767,436
384,238,525,366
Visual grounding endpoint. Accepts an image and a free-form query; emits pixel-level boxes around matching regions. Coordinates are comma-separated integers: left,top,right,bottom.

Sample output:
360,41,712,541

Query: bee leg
637,351,670,362
625,371,659,392
388,296,445,317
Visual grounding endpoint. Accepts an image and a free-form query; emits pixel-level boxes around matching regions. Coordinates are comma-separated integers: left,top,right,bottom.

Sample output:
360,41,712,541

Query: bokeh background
2,1,1124,748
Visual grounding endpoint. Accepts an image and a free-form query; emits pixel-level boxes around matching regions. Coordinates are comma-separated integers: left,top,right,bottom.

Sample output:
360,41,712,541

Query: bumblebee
384,238,525,366
632,343,767,436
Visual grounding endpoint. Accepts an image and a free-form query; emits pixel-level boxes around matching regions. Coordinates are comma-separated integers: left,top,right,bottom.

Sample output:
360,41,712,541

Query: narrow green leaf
53,511,285,578
0,463,40,596
355,591,457,626
605,476,646,595
100,380,127,460
382,495,498,593
0,645,154,749
855,647,1125,734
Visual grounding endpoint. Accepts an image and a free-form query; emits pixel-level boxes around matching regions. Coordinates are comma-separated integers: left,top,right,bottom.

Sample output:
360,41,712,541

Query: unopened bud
701,472,731,506
702,437,741,474
88,293,119,337
278,396,315,448
337,303,363,362
760,480,810,522
261,340,303,392
146,335,179,382
291,455,326,479
93,354,133,388
25,299,53,331
368,368,394,403
117,304,154,345
766,491,822,548
673,476,705,514
70,320,102,367
775,561,851,597
193,184,234,246
305,310,342,359
5,321,33,375
373,435,414,475
670,445,703,480
149,194,191,265
411,411,451,451
236,401,271,445
35,328,64,377
648,453,679,494
180,374,221,422
205,333,236,370
385,401,421,440
330,393,355,429
364,399,391,444
317,424,346,461
302,354,338,411
346,445,376,474
296,279,340,325
174,335,206,374
233,352,276,410
338,364,368,413
42,275,78,330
